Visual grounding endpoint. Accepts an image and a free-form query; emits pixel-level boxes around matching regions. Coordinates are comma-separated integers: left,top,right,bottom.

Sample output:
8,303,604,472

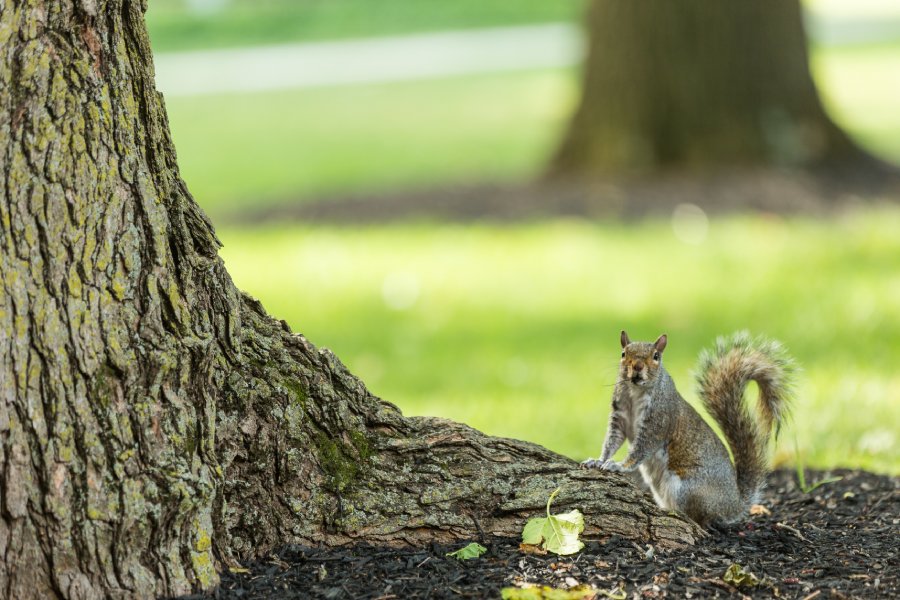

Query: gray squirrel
582,331,795,526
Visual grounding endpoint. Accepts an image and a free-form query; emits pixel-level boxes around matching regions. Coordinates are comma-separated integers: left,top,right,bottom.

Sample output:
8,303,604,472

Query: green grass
811,41,900,160
167,69,576,216
165,40,900,218
218,210,900,474
146,0,585,52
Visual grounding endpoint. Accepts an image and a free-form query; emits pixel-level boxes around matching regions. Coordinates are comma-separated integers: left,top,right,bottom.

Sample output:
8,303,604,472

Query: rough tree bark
0,2,701,598
550,0,867,176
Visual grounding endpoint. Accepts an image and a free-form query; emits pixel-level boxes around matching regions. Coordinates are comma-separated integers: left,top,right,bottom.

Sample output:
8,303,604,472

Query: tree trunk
0,2,701,598
550,0,865,176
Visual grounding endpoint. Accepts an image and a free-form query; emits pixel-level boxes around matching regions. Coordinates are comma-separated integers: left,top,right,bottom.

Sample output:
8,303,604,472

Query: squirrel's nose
633,363,644,372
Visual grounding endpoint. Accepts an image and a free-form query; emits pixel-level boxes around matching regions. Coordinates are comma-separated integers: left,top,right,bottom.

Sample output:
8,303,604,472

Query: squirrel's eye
652,352,660,361
621,351,625,358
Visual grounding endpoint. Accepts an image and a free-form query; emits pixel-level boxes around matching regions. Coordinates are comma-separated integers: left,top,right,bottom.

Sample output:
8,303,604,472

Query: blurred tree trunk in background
550,0,867,176
0,2,700,598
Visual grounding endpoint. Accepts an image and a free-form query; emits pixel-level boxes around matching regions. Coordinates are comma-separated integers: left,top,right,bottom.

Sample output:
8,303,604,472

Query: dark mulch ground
182,469,898,599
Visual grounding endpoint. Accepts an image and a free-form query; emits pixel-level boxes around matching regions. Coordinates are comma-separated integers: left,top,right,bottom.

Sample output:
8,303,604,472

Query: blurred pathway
154,24,581,97
154,17,900,97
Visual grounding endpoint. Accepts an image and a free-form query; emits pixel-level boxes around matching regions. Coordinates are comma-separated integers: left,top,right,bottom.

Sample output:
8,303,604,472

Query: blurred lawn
168,70,575,216
165,41,900,218
219,212,900,474
812,41,900,161
147,0,584,51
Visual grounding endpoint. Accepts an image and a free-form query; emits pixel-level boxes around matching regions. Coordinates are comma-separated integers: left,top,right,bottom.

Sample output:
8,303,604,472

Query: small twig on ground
775,522,809,543
687,577,740,595
863,490,895,515
469,513,487,543
630,542,655,559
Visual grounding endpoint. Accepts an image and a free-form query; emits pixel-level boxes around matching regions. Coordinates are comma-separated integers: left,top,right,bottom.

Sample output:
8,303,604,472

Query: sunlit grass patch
811,41,900,160
219,209,900,474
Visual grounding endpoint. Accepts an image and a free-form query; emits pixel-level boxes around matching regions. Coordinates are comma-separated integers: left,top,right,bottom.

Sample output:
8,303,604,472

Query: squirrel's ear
654,334,668,353
620,330,631,348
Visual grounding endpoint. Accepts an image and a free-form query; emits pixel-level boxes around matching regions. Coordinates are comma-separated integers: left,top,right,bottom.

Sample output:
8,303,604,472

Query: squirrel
582,330,795,526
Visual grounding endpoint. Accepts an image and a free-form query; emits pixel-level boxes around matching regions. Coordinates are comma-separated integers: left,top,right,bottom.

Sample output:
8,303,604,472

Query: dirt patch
179,468,897,599
232,166,900,225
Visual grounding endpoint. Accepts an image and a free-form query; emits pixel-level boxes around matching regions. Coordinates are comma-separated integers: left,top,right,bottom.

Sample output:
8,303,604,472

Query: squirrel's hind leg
676,478,742,527
637,449,681,510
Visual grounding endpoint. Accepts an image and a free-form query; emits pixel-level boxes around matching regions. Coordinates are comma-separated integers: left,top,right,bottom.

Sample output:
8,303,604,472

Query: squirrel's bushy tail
695,331,796,508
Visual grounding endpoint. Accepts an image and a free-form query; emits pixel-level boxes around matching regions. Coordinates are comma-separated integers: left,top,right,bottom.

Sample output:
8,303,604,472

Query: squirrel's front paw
600,460,625,472
581,458,605,469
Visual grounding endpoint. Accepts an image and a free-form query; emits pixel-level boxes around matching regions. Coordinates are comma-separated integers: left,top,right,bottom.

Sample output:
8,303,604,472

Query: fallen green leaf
520,488,585,556
521,517,546,546
445,542,487,560
501,584,597,599
723,563,760,587
543,508,585,555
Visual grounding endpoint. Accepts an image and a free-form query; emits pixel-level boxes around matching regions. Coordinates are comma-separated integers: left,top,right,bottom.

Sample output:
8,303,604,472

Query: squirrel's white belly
639,448,682,510
622,391,651,440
